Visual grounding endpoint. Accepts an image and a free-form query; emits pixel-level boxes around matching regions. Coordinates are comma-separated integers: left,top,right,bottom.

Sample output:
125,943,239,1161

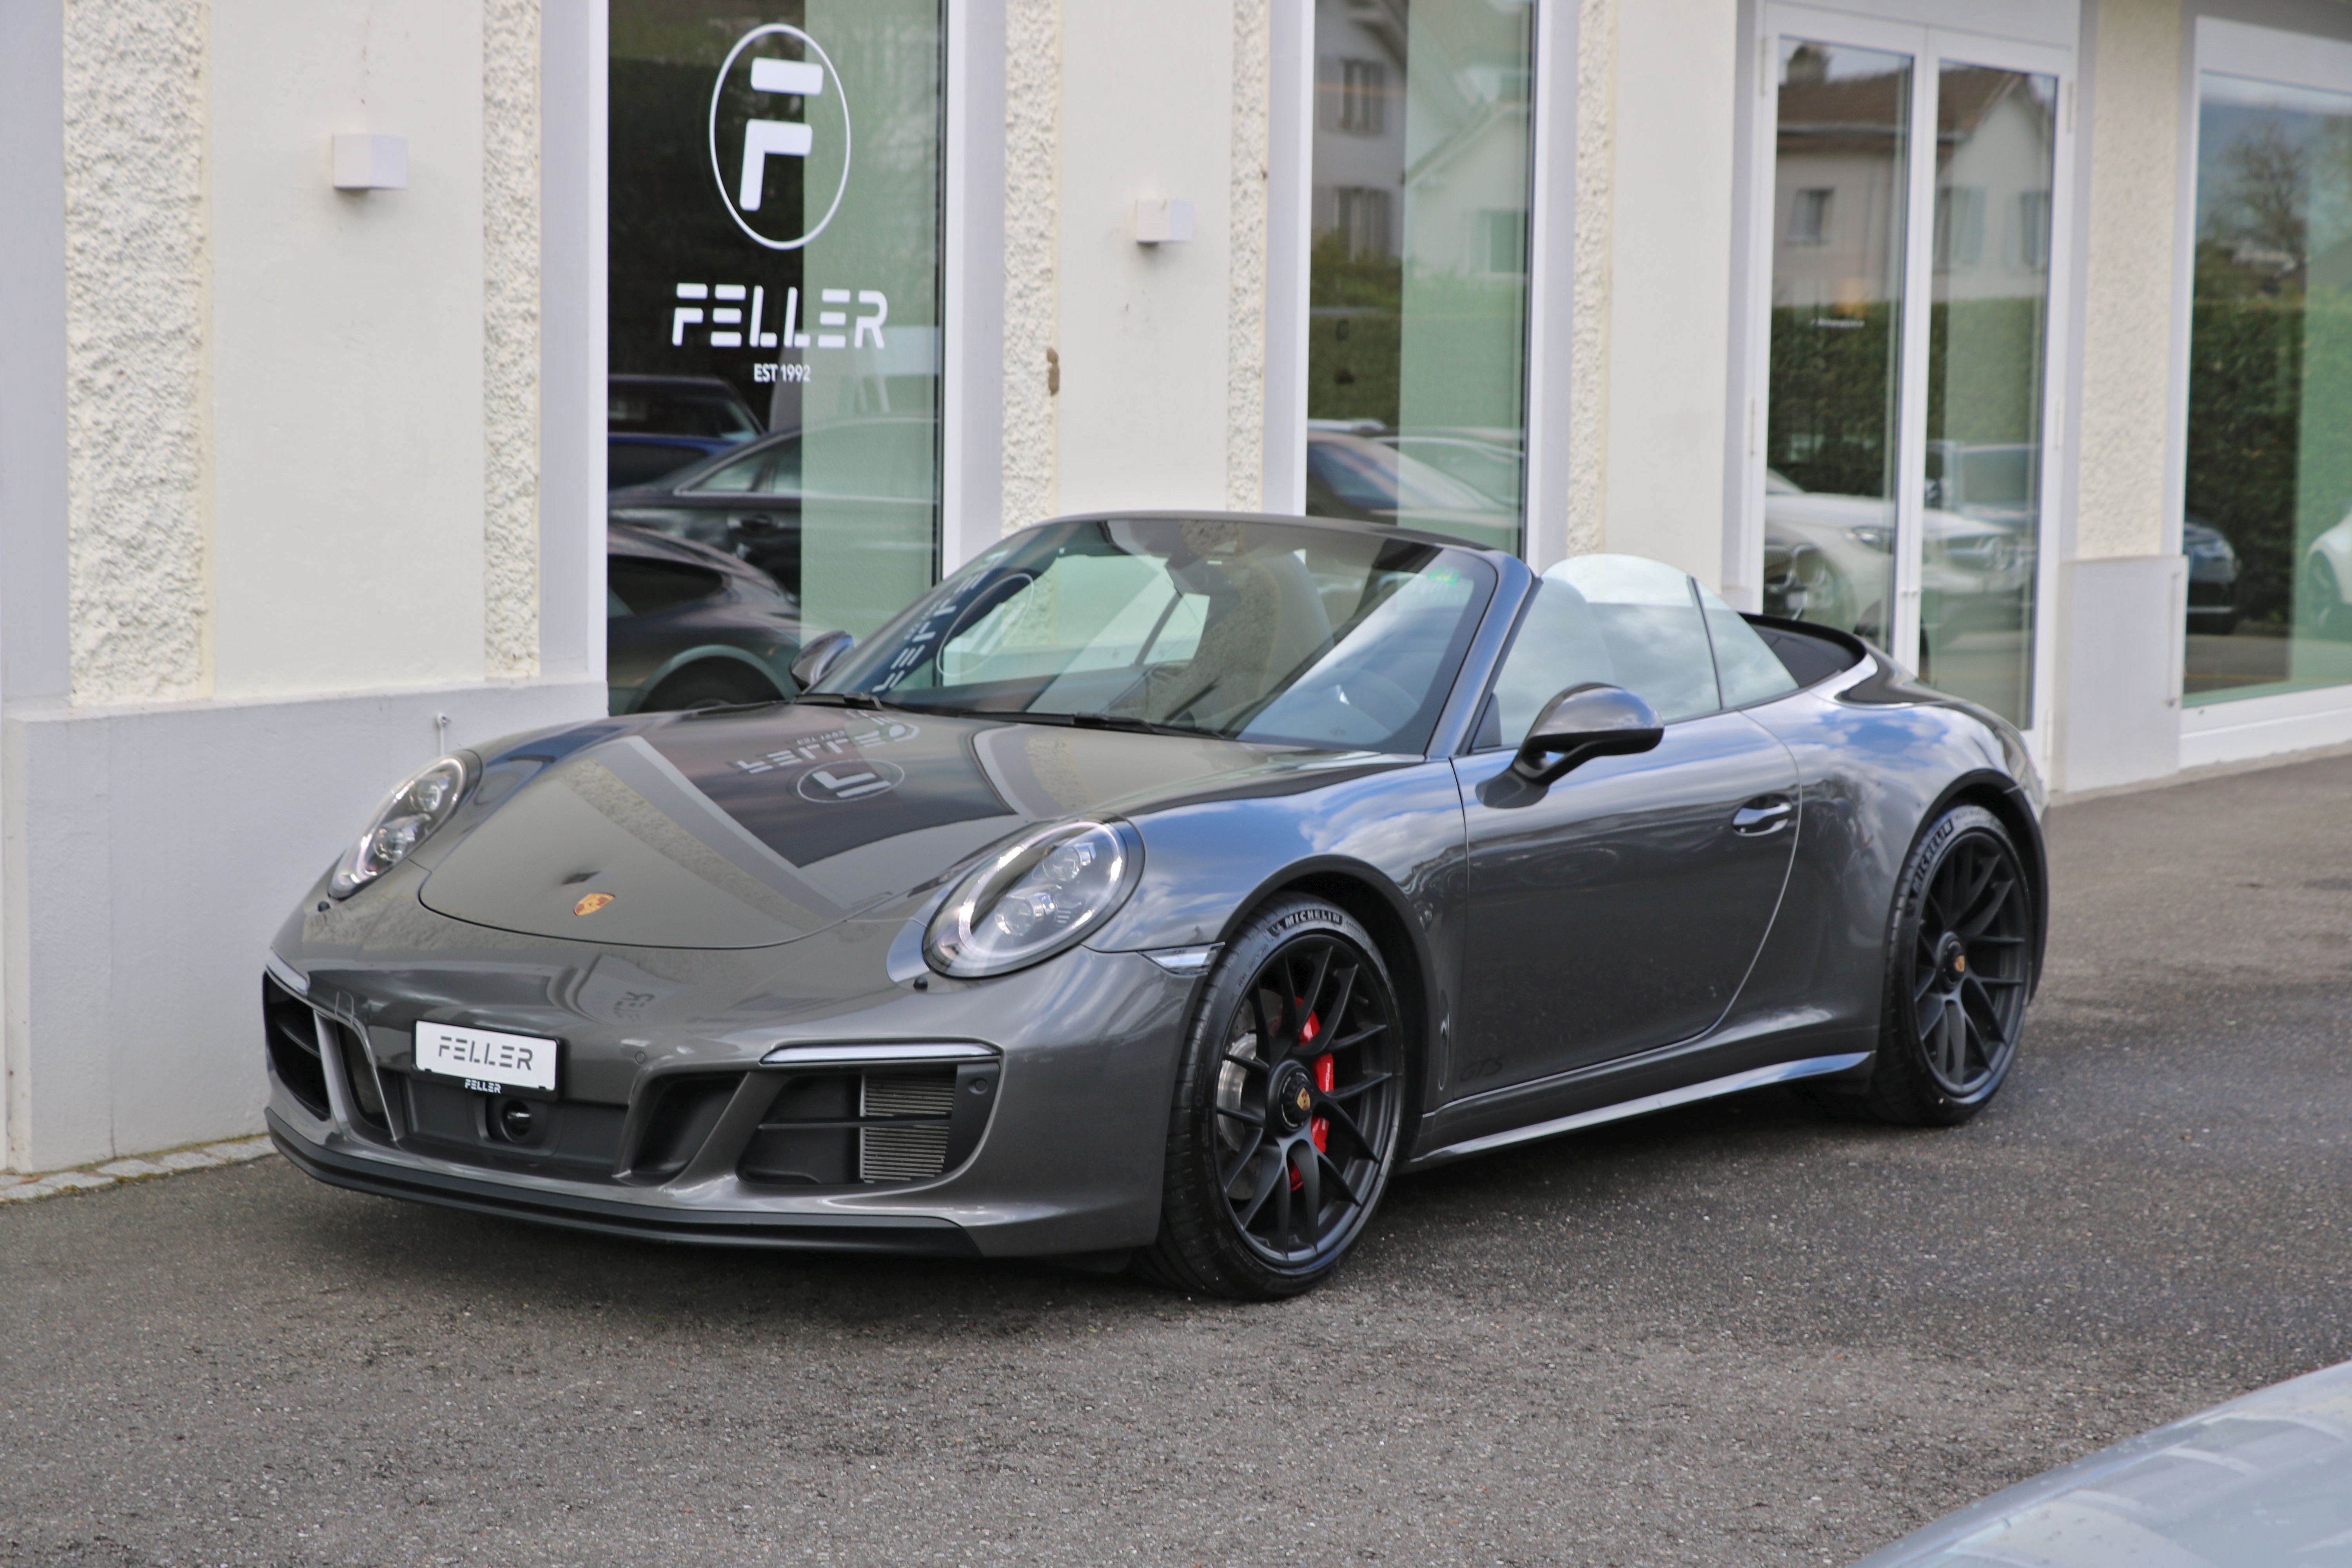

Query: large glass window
1759,32,2058,731
1918,64,2056,723
1763,41,1911,650
609,2,944,637
2183,71,2352,702
1304,0,1537,555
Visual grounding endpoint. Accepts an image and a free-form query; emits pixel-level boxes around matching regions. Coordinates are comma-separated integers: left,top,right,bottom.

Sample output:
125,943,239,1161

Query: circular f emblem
707,24,852,252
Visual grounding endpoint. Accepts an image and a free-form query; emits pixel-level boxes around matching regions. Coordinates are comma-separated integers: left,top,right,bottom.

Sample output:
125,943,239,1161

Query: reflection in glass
1305,0,1535,554
2183,72,2352,702
609,1,943,638
1762,41,1911,652
815,518,1497,755
1915,64,2057,727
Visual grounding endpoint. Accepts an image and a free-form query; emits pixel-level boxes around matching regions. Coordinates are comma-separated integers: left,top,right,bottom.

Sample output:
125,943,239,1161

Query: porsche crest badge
573,892,615,916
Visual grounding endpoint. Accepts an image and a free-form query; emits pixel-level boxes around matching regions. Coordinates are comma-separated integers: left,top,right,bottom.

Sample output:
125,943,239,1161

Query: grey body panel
1856,1357,2352,1567
267,514,2047,1259
1450,709,1800,1089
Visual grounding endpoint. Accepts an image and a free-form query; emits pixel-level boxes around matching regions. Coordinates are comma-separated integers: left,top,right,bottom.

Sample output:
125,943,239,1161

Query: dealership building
4,0,2351,1170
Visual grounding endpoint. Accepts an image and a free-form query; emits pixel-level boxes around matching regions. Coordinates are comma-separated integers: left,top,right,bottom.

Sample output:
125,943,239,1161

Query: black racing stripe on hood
645,707,1014,867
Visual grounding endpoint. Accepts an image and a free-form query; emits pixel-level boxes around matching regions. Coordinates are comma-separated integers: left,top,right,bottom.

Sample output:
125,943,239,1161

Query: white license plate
414,1022,558,1094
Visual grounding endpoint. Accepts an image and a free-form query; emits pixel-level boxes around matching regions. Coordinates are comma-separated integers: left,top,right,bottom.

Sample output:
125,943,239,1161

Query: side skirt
1408,1052,1871,1167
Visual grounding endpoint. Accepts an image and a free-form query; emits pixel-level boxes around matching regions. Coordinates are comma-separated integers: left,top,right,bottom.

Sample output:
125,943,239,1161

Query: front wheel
1843,804,2036,1126
1134,897,1407,1299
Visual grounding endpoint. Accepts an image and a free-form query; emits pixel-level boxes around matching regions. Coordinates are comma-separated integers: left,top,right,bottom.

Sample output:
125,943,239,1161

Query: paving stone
96,1159,166,1178
37,1172,114,1192
199,1137,275,1163
153,1150,220,1172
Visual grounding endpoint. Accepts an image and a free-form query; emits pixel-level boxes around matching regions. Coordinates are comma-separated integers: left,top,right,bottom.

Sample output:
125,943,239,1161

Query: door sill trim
1414,1052,1870,1165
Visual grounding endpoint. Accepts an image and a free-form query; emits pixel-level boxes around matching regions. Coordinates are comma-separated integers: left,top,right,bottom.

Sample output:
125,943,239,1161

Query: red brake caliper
1289,1005,1335,1190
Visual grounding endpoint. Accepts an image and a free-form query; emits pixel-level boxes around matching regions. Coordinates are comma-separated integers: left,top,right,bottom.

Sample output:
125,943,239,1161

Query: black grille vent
859,1073,955,1181
261,975,330,1119
739,1062,997,1188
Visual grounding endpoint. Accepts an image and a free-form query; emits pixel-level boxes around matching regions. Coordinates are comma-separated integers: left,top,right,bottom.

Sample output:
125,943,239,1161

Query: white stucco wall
1000,0,1062,530
1052,5,1240,518
62,0,211,707
1227,0,1272,513
2078,0,2183,560
484,0,542,678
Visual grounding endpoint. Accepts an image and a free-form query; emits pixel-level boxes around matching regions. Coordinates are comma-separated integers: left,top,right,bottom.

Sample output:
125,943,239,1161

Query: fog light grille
858,1071,955,1182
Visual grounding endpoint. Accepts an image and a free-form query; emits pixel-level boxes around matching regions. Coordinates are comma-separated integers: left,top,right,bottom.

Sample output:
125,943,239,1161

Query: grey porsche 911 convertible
263,512,2047,1299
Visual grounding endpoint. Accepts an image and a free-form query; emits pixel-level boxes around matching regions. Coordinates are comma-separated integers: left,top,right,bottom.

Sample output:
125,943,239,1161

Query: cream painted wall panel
1599,0,1738,588
207,0,491,697
62,0,211,706
2078,0,2181,560
1052,4,1235,518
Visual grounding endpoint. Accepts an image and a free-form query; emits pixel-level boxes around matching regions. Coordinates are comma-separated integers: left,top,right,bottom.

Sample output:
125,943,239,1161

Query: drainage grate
858,1071,956,1182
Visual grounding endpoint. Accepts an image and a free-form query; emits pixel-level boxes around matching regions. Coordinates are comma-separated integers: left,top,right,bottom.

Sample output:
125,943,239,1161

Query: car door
1449,557,1800,1094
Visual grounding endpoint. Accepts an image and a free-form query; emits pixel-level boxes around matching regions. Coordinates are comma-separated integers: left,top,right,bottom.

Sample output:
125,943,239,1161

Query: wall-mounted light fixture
1134,198,1194,245
332,133,409,191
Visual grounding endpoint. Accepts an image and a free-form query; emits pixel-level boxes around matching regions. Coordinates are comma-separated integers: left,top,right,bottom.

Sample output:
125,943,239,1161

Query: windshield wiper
1062,712,1213,739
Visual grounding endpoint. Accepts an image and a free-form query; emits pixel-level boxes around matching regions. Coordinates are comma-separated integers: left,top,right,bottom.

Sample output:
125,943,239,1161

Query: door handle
1731,798,1794,836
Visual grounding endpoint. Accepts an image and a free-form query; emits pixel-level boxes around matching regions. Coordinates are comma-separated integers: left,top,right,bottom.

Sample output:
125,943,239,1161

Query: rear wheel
1838,804,2035,1126
641,660,782,713
1134,897,1406,1299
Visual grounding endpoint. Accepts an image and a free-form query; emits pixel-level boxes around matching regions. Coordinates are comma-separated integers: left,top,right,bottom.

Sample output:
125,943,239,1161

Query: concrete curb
0,1137,276,1203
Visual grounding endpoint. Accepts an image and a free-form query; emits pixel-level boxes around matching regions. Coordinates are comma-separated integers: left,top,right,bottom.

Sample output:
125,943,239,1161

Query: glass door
1744,9,2072,740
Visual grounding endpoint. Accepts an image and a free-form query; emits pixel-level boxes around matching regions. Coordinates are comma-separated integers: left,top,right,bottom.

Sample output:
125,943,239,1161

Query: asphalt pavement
5,751,2350,1568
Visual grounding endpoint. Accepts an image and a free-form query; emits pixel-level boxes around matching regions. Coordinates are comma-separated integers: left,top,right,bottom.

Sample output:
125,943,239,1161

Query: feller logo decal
708,24,852,251
573,892,616,917
796,760,905,803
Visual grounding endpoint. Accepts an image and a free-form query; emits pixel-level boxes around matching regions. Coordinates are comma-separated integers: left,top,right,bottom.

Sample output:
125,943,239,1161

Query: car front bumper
263,878,1202,1259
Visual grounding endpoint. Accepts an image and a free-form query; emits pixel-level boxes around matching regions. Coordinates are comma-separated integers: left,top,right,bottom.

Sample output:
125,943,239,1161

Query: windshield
812,517,1497,753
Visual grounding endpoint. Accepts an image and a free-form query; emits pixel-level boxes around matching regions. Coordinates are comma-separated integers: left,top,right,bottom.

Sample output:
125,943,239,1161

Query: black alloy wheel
1136,897,1406,1299
1841,803,2036,1125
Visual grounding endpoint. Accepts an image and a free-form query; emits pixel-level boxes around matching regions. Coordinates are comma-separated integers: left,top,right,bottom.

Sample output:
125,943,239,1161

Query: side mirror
788,629,855,691
1511,683,1663,786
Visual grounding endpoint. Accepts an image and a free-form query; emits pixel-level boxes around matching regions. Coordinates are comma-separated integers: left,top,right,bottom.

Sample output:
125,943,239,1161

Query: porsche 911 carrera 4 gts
263,512,2047,1299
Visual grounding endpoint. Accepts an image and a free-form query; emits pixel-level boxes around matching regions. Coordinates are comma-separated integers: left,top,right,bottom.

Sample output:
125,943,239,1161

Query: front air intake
261,975,331,1119
858,1071,956,1182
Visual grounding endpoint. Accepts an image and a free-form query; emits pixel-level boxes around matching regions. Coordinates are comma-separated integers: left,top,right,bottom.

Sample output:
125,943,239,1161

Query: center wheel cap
1270,1062,1314,1132
1936,933,1969,987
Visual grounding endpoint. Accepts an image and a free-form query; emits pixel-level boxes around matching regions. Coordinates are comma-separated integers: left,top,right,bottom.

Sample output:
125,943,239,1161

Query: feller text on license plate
414,1021,559,1094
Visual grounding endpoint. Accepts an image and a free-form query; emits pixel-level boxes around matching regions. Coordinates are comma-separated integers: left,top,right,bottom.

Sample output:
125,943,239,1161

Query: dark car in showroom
606,525,802,715
2183,516,2240,636
263,512,2046,1300
606,374,764,492
607,416,937,592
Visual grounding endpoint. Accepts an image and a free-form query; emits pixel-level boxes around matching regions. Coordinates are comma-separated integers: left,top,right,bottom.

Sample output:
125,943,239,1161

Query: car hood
416,703,1376,949
1855,1356,2352,1567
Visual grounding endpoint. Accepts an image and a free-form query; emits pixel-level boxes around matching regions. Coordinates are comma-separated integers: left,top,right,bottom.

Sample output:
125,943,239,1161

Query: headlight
328,753,477,899
925,820,1143,978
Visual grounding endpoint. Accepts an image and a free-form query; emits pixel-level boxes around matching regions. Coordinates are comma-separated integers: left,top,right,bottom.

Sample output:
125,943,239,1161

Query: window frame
1732,4,2077,757
2171,15,2352,765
